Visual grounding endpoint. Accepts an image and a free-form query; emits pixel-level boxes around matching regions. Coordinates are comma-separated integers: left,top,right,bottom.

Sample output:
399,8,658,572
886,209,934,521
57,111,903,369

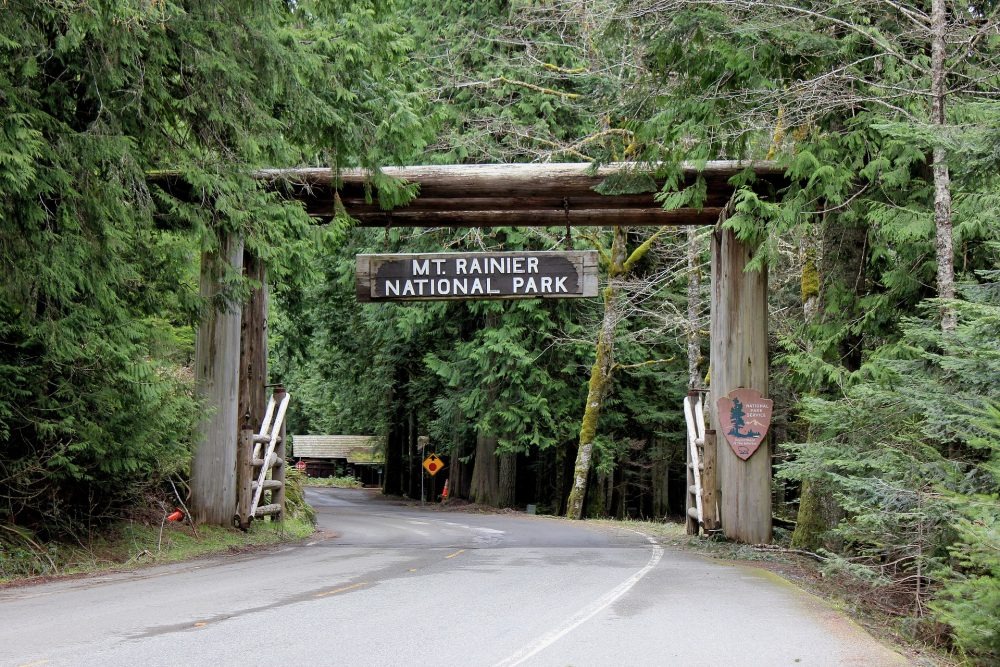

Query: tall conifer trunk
793,213,862,549
791,225,824,549
566,227,627,519
931,0,956,332
686,225,702,389
469,434,499,506
497,453,517,508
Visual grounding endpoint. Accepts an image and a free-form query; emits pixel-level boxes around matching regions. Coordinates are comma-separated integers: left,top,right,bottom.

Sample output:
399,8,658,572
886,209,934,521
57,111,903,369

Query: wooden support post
239,251,269,432
234,429,254,530
709,225,771,544
272,386,287,521
702,430,719,532
191,232,244,526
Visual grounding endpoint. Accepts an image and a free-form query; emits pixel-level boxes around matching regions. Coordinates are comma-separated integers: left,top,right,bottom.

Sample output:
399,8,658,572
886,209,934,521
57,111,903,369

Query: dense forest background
1,1,998,662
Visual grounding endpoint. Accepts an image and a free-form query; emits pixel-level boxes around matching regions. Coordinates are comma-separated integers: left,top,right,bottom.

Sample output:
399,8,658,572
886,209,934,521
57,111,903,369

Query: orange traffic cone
441,479,449,502
166,509,184,522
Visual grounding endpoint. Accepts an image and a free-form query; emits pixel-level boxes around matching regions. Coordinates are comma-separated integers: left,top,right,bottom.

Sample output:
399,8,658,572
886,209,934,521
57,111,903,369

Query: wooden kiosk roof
255,161,784,227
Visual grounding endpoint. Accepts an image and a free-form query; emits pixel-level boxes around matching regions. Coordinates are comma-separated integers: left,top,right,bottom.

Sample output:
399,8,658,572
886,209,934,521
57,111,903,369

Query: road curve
1,488,907,666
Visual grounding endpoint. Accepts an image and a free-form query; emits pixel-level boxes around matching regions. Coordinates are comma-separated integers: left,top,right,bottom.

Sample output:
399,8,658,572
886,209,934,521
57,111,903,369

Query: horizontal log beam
148,162,786,229
337,193,717,212
307,192,736,217
252,454,283,468
254,503,281,517
346,208,723,227
260,161,783,191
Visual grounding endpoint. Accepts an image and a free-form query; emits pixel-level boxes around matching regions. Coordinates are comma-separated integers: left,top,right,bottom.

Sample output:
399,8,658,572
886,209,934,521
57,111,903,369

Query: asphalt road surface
1,488,908,667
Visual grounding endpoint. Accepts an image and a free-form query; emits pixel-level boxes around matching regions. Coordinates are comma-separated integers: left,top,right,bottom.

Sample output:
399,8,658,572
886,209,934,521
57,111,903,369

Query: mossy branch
621,227,667,275
542,63,588,75
612,357,676,372
801,248,820,301
514,132,594,162
498,76,580,99
567,128,635,152
766,107,785,160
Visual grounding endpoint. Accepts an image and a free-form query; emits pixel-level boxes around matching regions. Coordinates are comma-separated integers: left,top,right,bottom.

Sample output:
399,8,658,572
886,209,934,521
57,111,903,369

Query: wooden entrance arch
184,161,782,543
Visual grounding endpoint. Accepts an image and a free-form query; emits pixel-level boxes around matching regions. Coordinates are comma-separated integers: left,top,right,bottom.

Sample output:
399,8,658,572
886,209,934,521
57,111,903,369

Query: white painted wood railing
249,391,290,518
684,393,705,528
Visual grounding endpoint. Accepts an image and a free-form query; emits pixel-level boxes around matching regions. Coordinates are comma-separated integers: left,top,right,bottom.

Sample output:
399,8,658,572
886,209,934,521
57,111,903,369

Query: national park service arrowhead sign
718,388,773,461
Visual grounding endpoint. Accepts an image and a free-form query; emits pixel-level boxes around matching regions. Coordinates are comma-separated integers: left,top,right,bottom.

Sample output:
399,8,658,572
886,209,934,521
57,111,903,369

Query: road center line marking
492,534,664,667
444,549,466,559
18,661,49,667
314,582,367,598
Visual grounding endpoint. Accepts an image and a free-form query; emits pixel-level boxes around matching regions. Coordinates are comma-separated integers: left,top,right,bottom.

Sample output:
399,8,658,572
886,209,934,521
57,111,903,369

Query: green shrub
931,506,1000,664
282,468,317,524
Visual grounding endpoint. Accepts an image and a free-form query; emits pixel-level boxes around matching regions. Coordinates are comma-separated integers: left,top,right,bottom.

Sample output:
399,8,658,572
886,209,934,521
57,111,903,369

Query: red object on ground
441,479,449,501
166,509,184,522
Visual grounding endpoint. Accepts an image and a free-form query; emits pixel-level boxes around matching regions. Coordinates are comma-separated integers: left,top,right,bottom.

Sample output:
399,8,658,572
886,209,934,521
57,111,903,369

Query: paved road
1,488,907,667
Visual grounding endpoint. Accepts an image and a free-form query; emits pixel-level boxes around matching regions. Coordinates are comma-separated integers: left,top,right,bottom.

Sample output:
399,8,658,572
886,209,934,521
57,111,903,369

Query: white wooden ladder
235,390,290,528
684,392,718,535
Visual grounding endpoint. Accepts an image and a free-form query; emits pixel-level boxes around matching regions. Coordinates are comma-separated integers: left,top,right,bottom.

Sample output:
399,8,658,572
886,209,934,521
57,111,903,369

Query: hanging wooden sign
356,251,599,302
717,388,773,461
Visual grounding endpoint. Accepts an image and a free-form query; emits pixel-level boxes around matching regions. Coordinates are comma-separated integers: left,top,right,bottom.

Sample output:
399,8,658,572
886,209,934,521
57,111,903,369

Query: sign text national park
356,251,599,302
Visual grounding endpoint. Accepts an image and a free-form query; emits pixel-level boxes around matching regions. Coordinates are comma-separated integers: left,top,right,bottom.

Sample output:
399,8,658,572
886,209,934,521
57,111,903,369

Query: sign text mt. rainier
356,251,599,302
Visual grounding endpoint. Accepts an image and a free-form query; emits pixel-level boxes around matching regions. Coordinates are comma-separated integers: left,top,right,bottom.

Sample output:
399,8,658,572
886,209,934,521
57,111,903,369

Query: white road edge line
492,530,664,667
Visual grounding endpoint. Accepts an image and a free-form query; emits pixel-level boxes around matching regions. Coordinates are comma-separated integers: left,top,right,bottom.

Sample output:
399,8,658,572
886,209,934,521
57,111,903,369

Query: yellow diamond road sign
423,453,444,476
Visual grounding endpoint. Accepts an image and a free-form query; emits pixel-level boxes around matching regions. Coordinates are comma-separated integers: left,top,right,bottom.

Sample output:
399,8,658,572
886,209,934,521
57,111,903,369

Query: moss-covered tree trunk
565,227,627,519
792,225,824,549
792,214,857,550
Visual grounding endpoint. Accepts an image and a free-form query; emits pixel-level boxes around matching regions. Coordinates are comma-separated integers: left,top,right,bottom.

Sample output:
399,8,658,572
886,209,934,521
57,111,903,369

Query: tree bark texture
448,430,470,500
497,453,517,508
709,226,771,544
238,251,268,432
408,411,419,499
469,433,499,506
191,232,244,526
687,225,703,389
931,0,956,332
651,439,671,518
799,225,820,326
382,370,405,496
792,225,823,546
566,226,627,519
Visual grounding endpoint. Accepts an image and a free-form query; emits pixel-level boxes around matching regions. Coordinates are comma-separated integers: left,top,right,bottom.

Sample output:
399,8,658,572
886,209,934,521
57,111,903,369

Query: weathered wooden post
701,430,719,532
709,225,771,544
237,251,286,522
239,251,269,431
272,384,287,519
191,232,244,525
234,429,254,529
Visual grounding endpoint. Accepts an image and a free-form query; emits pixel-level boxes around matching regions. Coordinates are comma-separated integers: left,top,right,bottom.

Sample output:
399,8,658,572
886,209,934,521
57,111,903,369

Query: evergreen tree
1,0,424,541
